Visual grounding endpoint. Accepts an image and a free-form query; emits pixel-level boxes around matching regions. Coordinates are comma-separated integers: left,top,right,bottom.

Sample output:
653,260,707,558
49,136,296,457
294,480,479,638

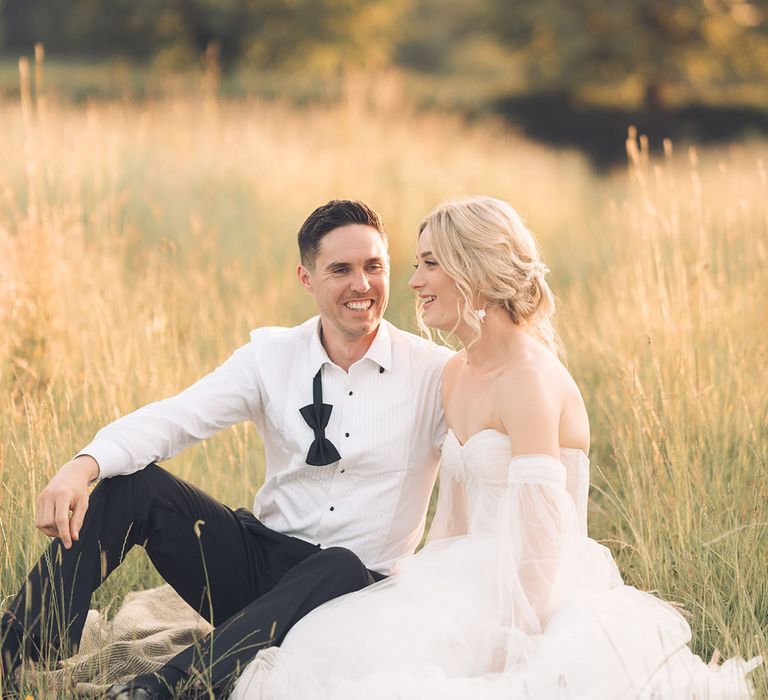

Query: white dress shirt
79,317,452,575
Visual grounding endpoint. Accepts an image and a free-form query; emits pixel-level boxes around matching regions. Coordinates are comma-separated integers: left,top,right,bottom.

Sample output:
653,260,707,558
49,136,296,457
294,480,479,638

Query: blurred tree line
2,0,767,157
494,0,768,113
2,0,766,109
0,0,409,72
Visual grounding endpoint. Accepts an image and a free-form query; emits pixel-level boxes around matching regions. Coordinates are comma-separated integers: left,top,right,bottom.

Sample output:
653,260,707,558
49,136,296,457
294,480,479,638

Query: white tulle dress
232,429,760,699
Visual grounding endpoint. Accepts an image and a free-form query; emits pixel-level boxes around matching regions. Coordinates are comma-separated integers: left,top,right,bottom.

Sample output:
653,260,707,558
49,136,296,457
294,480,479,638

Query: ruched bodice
439,429,590,536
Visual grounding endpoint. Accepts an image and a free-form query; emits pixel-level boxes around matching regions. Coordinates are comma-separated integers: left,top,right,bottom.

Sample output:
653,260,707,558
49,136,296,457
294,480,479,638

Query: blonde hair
417,196,561,355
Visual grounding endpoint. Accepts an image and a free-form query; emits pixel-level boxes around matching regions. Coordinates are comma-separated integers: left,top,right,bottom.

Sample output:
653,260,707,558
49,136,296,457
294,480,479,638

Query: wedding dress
232,429,760,699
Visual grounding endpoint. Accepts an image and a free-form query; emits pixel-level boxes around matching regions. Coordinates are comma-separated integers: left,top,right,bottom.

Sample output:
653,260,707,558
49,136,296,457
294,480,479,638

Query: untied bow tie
299,369,342,466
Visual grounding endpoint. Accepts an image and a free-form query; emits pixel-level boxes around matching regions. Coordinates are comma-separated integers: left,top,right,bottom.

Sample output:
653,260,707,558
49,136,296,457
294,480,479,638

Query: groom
1,200,451,698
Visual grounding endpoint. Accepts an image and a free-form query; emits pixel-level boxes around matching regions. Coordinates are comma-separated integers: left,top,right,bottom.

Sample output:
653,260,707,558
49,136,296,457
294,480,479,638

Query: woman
232,196,759,699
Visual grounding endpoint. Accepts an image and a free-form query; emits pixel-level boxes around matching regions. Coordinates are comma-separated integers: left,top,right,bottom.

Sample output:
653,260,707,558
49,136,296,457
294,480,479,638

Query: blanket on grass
23,586,211,697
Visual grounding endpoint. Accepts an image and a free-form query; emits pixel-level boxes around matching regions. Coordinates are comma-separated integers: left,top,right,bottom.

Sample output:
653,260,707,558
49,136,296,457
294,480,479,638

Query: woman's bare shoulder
441,350,466,384
495,359,561,458
495,341,587,456
497,339,566,391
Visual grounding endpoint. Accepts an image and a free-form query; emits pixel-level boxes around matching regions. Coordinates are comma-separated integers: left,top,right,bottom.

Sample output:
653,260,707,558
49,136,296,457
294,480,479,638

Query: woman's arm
495,367,571,629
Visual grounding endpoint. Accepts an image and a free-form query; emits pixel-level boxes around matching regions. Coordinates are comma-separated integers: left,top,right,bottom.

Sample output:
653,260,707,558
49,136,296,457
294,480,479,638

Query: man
1,200,450,699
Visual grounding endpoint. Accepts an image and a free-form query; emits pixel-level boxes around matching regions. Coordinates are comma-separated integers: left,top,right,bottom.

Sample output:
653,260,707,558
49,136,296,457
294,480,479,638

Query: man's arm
35,340,265,548
81,342,264,479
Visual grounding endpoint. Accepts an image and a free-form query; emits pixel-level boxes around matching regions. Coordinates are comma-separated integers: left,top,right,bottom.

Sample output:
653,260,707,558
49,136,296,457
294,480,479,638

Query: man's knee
88,463,175,536
312,547,372,591
106,461,165,485
93,462,171,500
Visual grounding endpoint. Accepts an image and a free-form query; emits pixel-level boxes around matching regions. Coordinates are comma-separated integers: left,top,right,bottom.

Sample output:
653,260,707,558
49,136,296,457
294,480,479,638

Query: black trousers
1,463,381,695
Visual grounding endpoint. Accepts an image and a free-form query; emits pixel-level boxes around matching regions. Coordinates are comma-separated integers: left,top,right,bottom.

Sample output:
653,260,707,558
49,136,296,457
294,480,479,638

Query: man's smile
343,299,374,311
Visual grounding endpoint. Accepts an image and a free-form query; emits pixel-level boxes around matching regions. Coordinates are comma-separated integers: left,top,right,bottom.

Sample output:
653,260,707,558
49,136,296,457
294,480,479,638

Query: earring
476,309,487,323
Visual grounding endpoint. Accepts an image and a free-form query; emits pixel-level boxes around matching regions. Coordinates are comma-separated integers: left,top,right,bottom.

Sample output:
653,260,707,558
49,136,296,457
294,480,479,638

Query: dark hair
298,200,386,267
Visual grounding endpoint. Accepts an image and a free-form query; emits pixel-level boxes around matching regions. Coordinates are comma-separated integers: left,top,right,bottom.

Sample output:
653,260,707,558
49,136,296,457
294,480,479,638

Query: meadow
0,73,766,696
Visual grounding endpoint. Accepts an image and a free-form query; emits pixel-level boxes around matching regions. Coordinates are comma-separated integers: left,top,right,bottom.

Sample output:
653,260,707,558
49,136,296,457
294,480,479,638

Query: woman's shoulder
441,349,466,383
496,359,560,413
495,368,561,457
494,340,587,456
498,338,569,393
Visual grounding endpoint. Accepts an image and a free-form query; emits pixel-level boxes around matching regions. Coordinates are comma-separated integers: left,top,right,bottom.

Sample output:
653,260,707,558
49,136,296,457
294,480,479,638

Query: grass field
1,77,766,696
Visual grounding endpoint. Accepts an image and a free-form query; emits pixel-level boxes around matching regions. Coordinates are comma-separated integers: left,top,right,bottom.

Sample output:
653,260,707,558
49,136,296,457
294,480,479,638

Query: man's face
298,224,390,340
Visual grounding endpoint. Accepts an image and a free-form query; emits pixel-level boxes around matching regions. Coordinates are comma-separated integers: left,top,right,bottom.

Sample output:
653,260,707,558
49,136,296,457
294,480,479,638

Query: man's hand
35,455,100,549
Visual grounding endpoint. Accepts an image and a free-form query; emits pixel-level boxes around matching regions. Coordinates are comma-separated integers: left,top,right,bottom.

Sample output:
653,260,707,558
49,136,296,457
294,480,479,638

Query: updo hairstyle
418,196,560,354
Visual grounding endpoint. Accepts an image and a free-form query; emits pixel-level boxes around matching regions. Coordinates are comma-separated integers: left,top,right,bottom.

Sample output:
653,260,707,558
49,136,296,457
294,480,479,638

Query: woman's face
408,227,463,331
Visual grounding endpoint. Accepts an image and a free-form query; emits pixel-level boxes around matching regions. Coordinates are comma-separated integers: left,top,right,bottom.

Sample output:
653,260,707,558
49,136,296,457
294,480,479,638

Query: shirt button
340,469,346,473
345,432,350,437
330,506,335,511
348,391,353,396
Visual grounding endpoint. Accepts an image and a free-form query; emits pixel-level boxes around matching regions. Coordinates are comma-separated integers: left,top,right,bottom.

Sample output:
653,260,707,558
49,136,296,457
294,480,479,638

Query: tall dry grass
565,134,767,673
0,67,766,696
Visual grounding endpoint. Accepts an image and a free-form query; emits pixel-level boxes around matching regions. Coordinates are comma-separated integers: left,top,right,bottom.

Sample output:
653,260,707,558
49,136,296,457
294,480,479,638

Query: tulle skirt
231,533,760,699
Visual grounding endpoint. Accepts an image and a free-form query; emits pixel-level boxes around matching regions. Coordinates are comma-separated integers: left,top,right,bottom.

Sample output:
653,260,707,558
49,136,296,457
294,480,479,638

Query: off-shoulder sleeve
426,468,469,542
495,455,578,641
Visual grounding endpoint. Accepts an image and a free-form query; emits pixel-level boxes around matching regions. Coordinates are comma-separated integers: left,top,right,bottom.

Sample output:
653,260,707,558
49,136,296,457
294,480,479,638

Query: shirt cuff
75,439,133,480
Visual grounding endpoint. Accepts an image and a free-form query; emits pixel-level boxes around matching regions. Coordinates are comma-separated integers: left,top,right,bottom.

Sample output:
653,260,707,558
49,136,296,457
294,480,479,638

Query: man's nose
350,270,371,293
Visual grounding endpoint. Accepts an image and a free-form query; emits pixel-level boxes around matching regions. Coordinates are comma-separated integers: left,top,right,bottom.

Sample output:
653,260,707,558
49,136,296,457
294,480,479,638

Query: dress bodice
439,429,590,536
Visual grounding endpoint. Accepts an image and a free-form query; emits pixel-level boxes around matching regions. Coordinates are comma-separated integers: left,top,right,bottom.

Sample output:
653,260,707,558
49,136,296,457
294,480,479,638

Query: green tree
241,0,411,71
1,0,410,71
396,0,490,72
491,0,768,110
2,0,179,59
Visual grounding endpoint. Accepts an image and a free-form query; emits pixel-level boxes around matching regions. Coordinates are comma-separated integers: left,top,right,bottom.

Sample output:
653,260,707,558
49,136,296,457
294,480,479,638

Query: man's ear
297,264,313,292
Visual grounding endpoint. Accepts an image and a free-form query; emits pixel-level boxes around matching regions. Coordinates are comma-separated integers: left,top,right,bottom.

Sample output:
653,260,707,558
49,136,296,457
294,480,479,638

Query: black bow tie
299,369,342,466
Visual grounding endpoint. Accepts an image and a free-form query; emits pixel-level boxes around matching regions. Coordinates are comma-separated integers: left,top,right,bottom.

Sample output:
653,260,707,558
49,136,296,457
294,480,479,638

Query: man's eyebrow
325,257,386,269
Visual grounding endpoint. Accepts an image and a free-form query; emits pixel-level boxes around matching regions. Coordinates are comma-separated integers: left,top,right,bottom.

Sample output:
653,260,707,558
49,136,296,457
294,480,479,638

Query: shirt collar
307,317,393,374
365,318,392,373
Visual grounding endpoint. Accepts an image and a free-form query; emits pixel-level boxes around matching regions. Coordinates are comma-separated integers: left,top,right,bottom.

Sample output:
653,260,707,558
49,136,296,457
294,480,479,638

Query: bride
232,196,759,699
